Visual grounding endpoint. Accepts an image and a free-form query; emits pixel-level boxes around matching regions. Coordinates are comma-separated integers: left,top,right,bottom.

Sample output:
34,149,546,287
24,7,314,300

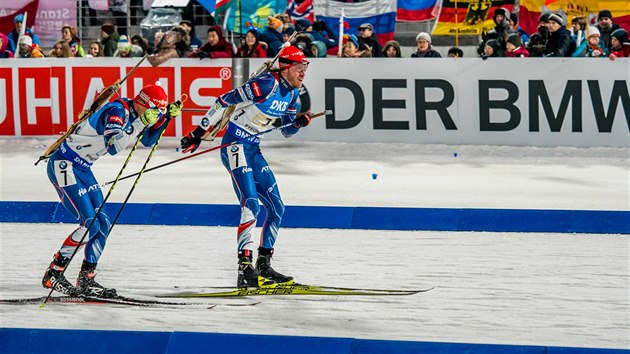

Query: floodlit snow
0,137,628,349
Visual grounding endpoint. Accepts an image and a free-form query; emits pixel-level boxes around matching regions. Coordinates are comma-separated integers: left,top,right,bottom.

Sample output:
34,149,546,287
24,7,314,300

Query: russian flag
314,0,397,46
397,0,439,22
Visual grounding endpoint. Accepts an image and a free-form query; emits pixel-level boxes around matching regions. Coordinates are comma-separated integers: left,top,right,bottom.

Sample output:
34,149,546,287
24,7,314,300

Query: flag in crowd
222,0,288,33
432,0,516,35
314,0,397,44
396,0,439,22
287,0,315,23
520,0,630,34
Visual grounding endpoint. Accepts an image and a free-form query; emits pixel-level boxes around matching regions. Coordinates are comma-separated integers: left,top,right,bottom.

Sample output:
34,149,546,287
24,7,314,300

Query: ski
159,284,433,298
0,295,260,307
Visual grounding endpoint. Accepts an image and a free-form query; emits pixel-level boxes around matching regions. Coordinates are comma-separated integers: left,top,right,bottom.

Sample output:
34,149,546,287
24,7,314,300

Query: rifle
35,54,148,165
200,30,302,142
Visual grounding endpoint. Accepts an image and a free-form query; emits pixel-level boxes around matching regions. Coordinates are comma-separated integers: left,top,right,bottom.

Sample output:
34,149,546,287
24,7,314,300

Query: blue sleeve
102,104,128,155
280,90,301,137
219,73,277,105
141,118,169,147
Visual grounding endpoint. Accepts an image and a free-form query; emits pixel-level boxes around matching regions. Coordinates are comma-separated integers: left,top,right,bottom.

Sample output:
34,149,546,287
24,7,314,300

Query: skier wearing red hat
181,45,311,288
42,82,182,298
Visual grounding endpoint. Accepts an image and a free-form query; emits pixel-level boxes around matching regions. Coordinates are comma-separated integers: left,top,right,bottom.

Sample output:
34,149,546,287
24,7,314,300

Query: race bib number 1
54,160,77,187
228,144,247,170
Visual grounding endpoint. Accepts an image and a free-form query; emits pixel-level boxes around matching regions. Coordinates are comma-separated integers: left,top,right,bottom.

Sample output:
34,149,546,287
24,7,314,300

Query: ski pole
41,128,148,306
105,118,171,238
104,110,332,186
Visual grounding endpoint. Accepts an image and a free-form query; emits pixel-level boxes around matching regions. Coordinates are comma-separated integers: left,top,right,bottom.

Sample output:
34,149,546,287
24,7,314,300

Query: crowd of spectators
1,8,628,62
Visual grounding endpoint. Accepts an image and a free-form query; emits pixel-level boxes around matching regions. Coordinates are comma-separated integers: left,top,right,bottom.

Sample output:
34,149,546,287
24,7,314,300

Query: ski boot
76,260,117,298
42,252,79,296
256,247,294,286
237,250,274,288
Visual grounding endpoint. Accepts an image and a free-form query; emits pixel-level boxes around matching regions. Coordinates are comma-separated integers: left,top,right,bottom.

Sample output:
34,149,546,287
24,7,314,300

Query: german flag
432,0,516,36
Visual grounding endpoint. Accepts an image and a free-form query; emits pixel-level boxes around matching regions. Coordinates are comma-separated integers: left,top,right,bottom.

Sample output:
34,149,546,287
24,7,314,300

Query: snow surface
0,137,629,349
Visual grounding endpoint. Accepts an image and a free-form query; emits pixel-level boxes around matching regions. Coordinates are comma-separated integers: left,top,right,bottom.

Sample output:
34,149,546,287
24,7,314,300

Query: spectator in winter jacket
310,40,328,58
16,35,44,58
100,23,120,57
447,46,464,58
481,39,501,58
341,34,371,58
87,41,104,57
237,27,267,58
508,12,529,44
570,16,587,47
411,32,441,58
188,25,234,59
595,10,621,51
260,16,285,57
358,23,382,57
527,13,551,57
478,8,514,57
505,34,529,57
9,13,41,54
0,33,14,58
382,40,401,57
544,13,573,57
61,25,85,57
114,35,144,57
572,27,608,58
309,20,338,50
148,26,191,66
608,28,630,60
179,20,203,50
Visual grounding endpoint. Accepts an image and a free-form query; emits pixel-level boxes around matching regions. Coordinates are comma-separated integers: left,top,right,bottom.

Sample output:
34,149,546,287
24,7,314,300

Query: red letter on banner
180,66,233,134
19,67,68,136
0,68,15,135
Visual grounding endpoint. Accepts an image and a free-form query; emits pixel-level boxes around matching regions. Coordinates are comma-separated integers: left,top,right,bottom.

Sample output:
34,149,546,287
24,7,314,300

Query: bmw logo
230,146,239,153
59,161,67,169
201,118,210,128
76,145,82,150
126,126,134,135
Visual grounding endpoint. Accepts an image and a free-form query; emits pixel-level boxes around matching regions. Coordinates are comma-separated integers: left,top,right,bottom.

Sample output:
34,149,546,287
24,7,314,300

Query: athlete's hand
167,101,182,118
180,126,207,153
293,112,311,128
140,108,160,125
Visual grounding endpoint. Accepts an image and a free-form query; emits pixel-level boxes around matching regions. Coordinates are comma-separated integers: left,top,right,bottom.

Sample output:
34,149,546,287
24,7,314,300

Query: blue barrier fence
1,328,628,354
0,201,628,234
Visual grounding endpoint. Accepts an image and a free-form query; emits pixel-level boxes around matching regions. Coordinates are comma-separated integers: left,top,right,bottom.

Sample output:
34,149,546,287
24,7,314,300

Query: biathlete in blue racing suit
181,45,312,288
42,82,182,297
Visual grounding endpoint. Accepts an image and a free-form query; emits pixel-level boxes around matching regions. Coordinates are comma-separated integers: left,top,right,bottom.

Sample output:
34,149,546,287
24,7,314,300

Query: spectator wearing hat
595,10,621,51
608,28,630,60
358,23,382,57
527,13,551,57
572,27,608,58
544,13,573,57
481,39,501,59
293,33,315,57
505,34,529,57
148,25,192,66
310,40,328,58
237,27,267,58
261,16,285,57
412,32,441,58
570,16,587,47
341,34,371,58
179,20,203,50
0,33,15,58
189,25,233,59
49,40,72,58
382,40,401,57
508,12,529,44
114,35,144,57
9,13,41,54
130,34,148,55
61,25,85,57
16,35,44,58
478,8,514,57
100,23,120,57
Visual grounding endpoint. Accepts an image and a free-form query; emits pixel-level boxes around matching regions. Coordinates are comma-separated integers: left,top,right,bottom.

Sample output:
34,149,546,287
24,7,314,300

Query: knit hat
586,26,600,38
295,19,312,32
118,35,131,50
598,10,613,21
506,33,522,47
548,13,564,26
268,16,283,31
14,13,24,24
134,82,168,110
539,13,551,23
18,35,32,47
509,13,518,25
611,28,628,44
416,32,431,44
101,23,115,35
278,45,308,69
